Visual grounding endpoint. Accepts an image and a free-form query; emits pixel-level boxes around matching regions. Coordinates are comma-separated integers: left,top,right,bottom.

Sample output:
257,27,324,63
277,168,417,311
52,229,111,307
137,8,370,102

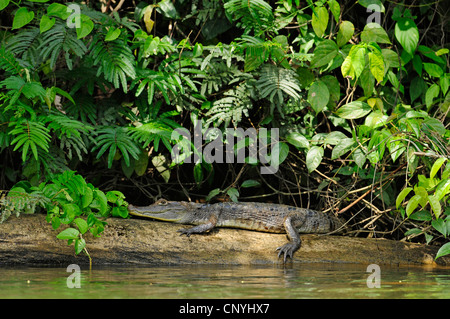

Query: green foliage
89,32,136,92
9,119,51,161
396,159,450,258
93,126,141,169
0,0,449,262
0,171,128,258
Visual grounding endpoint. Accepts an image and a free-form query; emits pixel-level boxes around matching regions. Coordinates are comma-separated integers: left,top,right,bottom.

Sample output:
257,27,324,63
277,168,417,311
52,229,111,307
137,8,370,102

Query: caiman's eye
157,199,168,205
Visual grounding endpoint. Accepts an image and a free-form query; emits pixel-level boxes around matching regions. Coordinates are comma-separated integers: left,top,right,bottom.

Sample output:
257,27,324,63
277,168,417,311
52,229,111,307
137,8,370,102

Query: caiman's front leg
276,216,302,263
177,215,218,237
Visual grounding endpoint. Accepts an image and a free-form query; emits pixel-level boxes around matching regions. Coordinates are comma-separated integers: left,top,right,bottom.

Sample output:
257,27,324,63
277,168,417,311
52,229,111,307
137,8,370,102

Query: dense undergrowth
0,0,449,259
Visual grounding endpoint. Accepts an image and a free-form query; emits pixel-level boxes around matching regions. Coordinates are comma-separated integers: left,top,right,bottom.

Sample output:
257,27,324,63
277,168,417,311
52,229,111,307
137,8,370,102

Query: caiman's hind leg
276,216,302,263
177,215,218,237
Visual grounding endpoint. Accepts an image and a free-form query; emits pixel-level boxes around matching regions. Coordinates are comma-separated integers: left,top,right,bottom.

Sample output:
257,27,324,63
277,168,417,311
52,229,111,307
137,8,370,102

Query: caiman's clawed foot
276,242,300,263
177,228,193,237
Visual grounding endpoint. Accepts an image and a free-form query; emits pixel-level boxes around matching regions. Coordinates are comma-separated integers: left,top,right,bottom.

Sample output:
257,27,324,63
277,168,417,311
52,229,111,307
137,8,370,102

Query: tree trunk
0,214,448,266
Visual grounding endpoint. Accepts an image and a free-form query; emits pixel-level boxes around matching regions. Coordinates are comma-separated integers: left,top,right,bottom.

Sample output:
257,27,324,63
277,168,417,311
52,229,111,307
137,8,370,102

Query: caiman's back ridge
128,199,345,262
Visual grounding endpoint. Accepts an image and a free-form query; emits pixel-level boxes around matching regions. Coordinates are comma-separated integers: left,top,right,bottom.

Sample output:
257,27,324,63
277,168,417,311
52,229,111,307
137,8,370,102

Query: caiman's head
128,199,192,222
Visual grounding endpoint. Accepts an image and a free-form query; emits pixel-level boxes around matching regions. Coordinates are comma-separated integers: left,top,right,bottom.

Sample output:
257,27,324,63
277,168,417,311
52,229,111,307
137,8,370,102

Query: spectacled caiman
128,199,346,262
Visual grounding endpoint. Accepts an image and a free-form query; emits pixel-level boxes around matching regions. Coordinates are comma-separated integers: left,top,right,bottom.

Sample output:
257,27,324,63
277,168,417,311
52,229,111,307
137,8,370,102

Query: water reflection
0,263,449,299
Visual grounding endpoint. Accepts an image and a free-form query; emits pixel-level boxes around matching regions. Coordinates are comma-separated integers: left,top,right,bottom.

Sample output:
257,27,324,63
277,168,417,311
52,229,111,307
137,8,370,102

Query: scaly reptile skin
128,199,345,262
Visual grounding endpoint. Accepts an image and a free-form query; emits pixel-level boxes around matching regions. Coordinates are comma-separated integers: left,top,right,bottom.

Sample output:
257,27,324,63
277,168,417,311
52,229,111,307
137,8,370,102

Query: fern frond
198,62,239,96
44,112,94,161
64,95,98,124
9,119,51,162
92,126,141,168
132,68,183,105
44,112,93,139
0,47,23,75
129,122,175,152
0,186,49,223
206,81,255,127
5,27,42,67
224,0,274,35
38,21,87,69
255,64,301,105
89,33,136,93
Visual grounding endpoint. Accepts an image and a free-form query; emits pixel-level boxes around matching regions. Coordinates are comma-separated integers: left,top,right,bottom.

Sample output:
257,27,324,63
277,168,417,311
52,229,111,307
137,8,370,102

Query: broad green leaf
412,55,422,76
0,0,9,11
409,210,432,221
331,138,354,160
241,179,261,188
388,138,406,163
277,142,290,166
395,18,419,57
336,21,354,47
306,146,324,173
368,51,384,82
405,194,422,217
435,242,450,260
47,3,70,19
436,48,449,56
205,188,221,201
193,163,203,184
61,203,80,224
327,0,340,23
425,84,440,109
414,186,429,207
81,187,93,208
361,23,391,44
57,227,80,240
74,238,86,255
12,7,35,30
404,228,422,237
74,218,89,234
226,187,239,202
349,45,365,78
435,179,450,201
105,27,121,41
423,63,444,78
311,6,328,37
324,131,347,145
310,40,339,68
152,154,170,183
365,111,389,129
143,5,155,33
308,80,329,113
409,77,427,103
381,49,400,68
422,118,446,135
158,0,179,19
353,148,366,169
430,158,447,179
286,132,309,149
93,189,108,215
358,0,385,12
440,73,450,96
335,101,372,119
76,15,94,39
432,219,447,237
320,75,340,106
134,150,149,176
418,45,445,64
428,195,441,219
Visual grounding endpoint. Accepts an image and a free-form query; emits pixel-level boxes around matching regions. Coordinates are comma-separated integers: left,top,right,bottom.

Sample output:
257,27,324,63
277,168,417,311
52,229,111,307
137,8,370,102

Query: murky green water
0,263,449,299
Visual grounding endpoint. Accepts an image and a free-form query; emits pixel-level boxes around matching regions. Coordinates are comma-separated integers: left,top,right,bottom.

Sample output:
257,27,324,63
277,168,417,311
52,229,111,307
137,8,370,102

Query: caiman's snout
128,199,188,222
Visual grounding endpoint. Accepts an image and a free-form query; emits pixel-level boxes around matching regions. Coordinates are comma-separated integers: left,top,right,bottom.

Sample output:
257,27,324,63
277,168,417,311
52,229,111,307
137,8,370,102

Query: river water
0,263,449,299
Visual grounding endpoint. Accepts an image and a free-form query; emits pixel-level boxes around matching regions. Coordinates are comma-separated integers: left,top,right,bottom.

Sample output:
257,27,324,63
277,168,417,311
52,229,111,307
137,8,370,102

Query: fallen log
0,214,449,266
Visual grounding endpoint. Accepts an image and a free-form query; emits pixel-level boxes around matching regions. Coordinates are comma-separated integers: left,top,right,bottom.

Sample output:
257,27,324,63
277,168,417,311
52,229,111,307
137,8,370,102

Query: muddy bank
0,214,448,266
